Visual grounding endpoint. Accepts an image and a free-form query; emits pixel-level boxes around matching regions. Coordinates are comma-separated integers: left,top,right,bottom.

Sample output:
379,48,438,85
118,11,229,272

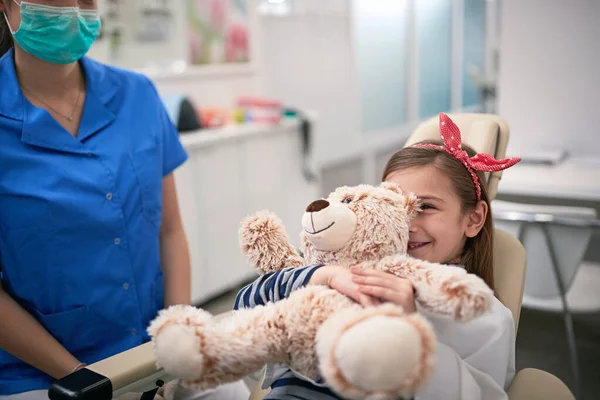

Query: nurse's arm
159,173,192,306
0,285,82,379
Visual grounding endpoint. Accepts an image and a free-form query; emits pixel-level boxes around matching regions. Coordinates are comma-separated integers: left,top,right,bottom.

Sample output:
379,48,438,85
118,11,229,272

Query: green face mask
3,1,102,64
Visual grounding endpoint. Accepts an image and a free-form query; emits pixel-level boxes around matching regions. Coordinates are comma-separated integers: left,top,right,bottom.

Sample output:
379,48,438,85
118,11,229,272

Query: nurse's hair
382,141,495,291
0,0,13,57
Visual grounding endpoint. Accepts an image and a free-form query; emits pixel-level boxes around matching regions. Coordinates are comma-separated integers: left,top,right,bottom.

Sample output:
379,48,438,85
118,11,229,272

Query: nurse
0,1,249,399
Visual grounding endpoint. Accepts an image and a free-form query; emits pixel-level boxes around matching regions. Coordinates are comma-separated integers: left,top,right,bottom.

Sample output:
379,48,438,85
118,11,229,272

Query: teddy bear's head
300,182,419,266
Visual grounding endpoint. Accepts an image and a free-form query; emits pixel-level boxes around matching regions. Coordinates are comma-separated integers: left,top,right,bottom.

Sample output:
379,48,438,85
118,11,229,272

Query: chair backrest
404,113,510,201
492,200,597,298
405,113,525,331
493,228,527,330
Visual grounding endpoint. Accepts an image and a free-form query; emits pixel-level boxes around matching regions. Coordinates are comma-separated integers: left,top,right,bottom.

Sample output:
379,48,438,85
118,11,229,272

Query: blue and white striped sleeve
234,265,324,310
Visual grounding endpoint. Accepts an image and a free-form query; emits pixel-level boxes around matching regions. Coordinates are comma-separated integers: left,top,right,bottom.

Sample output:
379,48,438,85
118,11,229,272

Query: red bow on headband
413,113,521,200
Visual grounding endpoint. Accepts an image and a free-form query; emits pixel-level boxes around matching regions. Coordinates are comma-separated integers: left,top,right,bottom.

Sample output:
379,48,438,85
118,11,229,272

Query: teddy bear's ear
381,182,420,217
380,181,403,195
404,192,421,219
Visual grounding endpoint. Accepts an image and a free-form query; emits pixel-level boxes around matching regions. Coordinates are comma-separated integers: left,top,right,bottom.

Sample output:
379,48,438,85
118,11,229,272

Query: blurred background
90,0,599,397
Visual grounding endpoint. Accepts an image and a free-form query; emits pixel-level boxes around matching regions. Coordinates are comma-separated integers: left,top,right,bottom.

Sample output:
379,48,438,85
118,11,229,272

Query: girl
235,113,520,400
0,1,248,399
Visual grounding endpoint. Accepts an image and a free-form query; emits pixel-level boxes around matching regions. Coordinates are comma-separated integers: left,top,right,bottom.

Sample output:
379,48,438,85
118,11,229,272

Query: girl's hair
382,140,495,290
0,2,14,58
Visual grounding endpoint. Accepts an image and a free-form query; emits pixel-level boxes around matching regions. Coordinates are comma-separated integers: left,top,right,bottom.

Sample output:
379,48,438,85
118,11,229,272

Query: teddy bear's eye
342,197,353,204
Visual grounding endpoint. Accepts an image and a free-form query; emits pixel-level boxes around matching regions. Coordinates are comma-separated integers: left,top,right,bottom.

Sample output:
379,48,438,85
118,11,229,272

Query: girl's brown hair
382,140,495,290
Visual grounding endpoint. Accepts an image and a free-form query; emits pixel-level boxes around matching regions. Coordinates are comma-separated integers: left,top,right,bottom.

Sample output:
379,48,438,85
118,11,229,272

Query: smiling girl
235,113,520,399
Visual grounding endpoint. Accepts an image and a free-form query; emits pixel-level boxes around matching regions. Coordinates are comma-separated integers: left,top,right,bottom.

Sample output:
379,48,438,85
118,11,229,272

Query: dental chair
406,113,575,400
48,114,574,400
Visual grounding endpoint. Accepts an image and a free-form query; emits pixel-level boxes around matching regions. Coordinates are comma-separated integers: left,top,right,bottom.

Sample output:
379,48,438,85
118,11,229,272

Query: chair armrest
49,342,174,400
508,368,574,400
48,310,234,399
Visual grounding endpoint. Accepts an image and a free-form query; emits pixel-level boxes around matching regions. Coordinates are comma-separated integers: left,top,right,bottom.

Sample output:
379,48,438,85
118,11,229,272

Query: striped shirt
234,265,345,399
233,265,323,311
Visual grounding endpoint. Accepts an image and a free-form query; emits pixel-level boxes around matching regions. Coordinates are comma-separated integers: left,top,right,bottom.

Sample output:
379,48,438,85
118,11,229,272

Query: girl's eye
421,203,436,210
342,197,353,204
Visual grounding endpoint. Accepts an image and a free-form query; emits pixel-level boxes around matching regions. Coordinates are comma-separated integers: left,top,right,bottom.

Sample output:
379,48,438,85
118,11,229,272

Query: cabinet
175,119,320,304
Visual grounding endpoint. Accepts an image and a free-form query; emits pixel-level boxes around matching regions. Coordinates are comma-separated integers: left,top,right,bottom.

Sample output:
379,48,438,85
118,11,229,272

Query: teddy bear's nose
306,199,329,213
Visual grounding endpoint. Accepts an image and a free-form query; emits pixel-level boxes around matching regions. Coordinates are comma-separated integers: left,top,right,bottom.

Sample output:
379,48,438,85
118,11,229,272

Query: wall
88,0,264,107
88,0,491,194
256,2,366,170
256,0,491,193
147,68,260,109
497,0,600,156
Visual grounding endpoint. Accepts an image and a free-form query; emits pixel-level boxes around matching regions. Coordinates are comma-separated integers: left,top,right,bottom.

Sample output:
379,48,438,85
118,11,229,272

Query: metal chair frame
494,209,600,400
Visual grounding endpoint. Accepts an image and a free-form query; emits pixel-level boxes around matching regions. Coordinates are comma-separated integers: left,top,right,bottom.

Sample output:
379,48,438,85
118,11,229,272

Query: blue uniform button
114,238,121,245
131,329,137,335
122,283,129,290
106,193,113,200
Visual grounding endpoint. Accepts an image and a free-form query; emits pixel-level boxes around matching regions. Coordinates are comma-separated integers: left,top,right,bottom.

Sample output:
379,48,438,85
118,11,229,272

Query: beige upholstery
493,228,527,331
88,342,171,398
249,370,270,400
58,114,571,400
507,368,576,400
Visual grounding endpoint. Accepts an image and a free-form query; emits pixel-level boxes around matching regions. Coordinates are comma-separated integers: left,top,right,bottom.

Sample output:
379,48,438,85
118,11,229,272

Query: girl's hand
309,265,381,307
351,267,416,313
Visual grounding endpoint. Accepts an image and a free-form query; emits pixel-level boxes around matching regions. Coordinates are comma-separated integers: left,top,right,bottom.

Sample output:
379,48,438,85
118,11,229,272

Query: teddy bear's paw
239,210,303,273
437,270,495,322
316,305,436,400
148,305,213,338
148,306,214,382
154,323,207,382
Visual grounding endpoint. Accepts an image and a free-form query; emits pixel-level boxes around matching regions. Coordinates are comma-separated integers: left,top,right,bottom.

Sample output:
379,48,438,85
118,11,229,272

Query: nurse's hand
350,267,416,313
309,265,381,307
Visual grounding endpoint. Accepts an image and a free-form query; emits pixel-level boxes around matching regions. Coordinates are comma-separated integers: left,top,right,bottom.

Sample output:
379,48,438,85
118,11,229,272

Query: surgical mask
3,1,101,64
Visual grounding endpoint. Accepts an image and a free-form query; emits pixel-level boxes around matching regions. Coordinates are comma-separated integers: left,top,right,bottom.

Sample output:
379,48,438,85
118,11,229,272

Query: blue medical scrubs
0,48,188,394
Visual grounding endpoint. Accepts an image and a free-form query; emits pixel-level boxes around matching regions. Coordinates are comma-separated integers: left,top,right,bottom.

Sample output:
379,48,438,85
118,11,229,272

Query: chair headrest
404,113,510,200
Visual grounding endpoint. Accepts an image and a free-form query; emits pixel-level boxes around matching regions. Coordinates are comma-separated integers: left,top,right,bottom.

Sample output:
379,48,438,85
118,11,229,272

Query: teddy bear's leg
366,254,495,322
239,210,305,274
315,304,436,400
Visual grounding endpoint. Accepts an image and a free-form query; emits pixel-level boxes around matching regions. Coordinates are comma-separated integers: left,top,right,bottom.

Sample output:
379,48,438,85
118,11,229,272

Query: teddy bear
147,182,494,400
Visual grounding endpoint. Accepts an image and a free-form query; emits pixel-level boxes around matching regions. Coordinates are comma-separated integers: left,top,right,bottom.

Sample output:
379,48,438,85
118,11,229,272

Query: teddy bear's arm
353,254,494,322
239,210,305,274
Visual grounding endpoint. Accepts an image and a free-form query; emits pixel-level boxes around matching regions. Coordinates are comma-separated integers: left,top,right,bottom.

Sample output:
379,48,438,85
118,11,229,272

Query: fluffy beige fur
148,182,494,399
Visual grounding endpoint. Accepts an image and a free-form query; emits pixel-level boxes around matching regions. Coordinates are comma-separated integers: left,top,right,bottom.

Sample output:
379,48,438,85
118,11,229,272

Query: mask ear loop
3,13,15,34
3,0,20,34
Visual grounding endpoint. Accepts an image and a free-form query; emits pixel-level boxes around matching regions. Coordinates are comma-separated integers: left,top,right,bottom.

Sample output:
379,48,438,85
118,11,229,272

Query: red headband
412,113,521,201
